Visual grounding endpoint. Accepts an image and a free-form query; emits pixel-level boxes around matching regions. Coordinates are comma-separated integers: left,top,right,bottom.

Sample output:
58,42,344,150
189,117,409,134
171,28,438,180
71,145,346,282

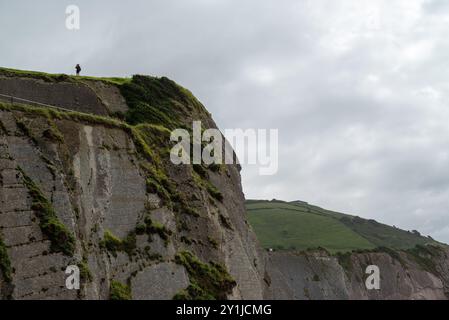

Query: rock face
0,70,448,300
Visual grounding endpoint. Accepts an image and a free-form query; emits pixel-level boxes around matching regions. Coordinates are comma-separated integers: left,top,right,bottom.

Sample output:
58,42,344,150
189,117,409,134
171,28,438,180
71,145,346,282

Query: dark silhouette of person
76,64,81,76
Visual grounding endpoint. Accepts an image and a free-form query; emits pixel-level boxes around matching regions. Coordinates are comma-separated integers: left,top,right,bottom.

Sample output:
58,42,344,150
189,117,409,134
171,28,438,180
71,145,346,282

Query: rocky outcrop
264,247,449,300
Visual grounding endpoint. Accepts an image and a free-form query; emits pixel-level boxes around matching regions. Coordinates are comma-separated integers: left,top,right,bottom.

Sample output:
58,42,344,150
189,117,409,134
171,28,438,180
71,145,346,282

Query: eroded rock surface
1,70,448,300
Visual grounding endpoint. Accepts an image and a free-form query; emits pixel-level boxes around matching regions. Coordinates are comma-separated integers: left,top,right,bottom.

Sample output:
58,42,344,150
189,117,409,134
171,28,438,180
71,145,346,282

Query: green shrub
336,252,353,274
42,122,64,143
100,230,136,257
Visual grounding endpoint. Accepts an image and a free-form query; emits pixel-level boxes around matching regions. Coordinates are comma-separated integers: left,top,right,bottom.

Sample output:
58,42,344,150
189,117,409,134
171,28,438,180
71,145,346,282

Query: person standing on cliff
75,64,81,76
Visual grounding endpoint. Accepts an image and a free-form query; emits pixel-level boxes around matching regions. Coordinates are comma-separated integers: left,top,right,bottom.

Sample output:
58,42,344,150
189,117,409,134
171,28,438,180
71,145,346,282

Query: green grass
247,200,443,254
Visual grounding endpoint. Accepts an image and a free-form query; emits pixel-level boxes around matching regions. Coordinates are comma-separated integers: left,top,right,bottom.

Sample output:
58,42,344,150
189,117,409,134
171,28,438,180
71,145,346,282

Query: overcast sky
1,0,449,243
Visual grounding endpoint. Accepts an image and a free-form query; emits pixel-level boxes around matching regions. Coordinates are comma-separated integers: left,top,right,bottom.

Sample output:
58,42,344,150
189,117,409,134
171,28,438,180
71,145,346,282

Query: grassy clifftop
247,199,443,254
0,67,130,85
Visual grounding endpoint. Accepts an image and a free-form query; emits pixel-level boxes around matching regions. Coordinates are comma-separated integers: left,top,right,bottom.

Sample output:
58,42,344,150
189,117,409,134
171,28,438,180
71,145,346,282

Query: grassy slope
339,217,435,250
247,200,441,253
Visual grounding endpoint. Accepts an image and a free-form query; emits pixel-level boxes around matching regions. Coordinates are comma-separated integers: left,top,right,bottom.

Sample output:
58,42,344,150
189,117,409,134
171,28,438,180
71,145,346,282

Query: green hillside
246,199,441,254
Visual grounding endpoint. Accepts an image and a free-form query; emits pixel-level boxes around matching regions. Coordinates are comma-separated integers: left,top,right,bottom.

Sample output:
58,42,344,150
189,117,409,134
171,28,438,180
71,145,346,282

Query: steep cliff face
0,70,266,300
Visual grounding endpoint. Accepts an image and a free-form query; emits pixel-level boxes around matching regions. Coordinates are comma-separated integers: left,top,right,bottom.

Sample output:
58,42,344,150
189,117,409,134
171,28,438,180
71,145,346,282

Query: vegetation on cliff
0,67,130,85
0,68,236,299
174,251,236,300
137,217,172,245
100,230,137,258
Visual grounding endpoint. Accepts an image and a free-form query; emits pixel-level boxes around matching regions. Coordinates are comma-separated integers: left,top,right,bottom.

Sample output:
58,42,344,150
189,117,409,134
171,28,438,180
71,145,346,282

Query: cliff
0,68,266,299
0,68,448,300
266,246,449,300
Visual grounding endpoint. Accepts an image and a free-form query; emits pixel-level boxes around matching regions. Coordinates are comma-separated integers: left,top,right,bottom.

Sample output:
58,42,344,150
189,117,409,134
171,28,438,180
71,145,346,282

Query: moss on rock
121,75,194,129
100,230,136,257
18,166,75,256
